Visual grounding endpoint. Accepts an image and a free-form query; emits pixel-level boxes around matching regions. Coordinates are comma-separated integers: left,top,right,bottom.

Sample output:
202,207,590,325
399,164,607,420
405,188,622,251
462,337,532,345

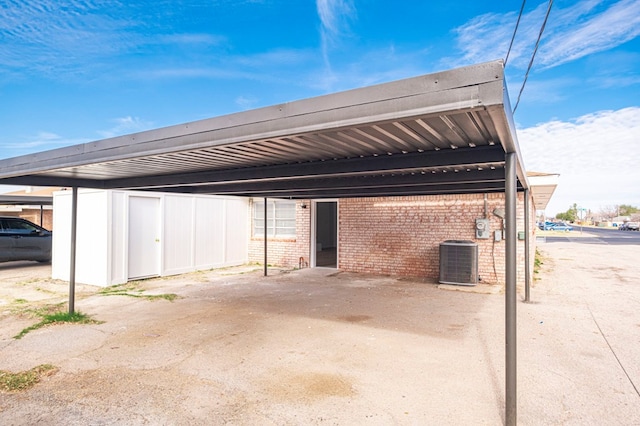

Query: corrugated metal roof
0,60,532,200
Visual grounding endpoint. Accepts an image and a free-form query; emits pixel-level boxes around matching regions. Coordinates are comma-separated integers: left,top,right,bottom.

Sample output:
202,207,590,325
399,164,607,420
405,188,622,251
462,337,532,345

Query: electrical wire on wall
506,0,554,114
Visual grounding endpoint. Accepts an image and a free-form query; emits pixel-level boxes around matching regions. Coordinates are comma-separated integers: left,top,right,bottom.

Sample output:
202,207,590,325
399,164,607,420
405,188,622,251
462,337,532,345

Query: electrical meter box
475,218,490,239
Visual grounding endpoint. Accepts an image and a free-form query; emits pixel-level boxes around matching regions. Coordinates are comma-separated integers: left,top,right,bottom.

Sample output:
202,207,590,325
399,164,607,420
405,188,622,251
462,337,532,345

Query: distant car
620,222,639,231
548,222,573,232
0,217,52,263
539,221,555,230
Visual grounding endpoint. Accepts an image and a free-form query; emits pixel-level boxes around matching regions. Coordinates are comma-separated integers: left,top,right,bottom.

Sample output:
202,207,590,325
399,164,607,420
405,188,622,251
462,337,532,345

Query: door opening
313,201,337,267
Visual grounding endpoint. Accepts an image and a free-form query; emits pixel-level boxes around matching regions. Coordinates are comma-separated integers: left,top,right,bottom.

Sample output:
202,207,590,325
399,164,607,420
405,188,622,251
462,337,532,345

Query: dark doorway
315,201,337,267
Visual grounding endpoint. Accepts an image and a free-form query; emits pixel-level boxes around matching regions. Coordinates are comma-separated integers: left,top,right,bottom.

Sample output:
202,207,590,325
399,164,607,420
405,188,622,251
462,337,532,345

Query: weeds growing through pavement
0,364,58,392
14,311,102,340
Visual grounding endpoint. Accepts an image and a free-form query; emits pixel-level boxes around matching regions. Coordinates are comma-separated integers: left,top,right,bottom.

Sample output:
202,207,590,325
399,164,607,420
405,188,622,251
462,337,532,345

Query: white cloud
518,107,640,214
0,0,228,79
0,117,153,159
316,0,356,43
451,0,640,70
0,0,136,76
0,131,89,156
538,0,640,68
97,116,154,139
157,33,226,46
316,0,357,87
235,95,259,110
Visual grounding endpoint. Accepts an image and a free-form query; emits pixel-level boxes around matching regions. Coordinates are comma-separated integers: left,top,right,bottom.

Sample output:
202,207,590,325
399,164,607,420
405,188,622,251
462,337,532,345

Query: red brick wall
338,193,532,284
248,199,311,268
2,210,53,230
248,194,535,285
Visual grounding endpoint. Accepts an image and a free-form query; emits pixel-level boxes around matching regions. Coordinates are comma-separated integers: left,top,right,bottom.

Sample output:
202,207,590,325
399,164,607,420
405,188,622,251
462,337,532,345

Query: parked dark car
0,217,52,263
619,222,639,231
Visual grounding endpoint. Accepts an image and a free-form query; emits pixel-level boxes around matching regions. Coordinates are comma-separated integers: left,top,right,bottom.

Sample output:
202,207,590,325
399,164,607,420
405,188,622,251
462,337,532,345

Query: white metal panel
110,191,127,285
52,190,109,286
76,191,109,285
194,196,225,268
224,197,249,264
128,196,161,279
56,190,249,285
51,191,71,282
162,195,194,275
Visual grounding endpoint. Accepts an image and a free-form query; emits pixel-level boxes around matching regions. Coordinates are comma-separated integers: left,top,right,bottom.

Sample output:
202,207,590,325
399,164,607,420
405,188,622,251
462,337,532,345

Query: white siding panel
51,191,71,282
110,191,127,285
162,195,194,275
53,190,249,286
225,197,249,264
52,190,109,286
76,191,109,286
194,197,225,268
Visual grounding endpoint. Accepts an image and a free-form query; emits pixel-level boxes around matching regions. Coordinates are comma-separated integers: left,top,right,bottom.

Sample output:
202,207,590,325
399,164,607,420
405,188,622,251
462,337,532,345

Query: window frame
253,200,297,238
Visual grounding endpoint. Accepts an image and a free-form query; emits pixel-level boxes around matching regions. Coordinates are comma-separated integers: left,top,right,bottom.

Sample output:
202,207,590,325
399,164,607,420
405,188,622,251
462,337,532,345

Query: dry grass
0,364,58,392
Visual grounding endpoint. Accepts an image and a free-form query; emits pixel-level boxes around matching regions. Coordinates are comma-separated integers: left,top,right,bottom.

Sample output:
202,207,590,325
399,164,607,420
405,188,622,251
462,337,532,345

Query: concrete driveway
0,241,639,425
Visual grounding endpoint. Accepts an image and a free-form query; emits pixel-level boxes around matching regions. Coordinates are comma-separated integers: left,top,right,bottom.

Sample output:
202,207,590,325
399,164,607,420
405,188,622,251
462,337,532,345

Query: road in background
544,226,640,245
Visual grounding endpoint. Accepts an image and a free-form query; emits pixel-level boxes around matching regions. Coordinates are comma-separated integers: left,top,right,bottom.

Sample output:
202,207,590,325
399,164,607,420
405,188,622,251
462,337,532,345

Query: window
253,200,296,238
0,218,40,234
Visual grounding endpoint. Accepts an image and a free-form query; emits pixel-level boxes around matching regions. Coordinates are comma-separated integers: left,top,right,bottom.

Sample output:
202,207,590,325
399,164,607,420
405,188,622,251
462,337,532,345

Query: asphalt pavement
544,226,640,245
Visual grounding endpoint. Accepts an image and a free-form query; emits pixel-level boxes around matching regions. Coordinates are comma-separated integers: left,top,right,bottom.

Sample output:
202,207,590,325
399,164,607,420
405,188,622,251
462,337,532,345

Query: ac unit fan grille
439,240,478,286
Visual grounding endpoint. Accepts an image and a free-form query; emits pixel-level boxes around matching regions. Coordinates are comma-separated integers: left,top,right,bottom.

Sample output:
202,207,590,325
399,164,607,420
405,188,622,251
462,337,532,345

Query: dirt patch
264,370,356,402
338,314,371,323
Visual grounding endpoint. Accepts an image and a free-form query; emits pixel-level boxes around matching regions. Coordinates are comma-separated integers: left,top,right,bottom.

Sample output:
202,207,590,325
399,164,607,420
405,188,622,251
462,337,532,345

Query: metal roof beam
104,145,505,190
0,175,105,188
142,168,506,195
230,182,513,199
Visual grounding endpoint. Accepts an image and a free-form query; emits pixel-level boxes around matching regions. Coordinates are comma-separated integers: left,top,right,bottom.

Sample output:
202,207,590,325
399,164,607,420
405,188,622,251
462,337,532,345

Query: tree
599,204,639,220
599,205,619,221
556,203,577,222
618,204,639,217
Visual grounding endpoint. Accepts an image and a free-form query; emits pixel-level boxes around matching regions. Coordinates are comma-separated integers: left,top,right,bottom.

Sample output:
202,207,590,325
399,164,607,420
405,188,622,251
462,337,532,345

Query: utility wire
512,0,554,114
504,0,527,66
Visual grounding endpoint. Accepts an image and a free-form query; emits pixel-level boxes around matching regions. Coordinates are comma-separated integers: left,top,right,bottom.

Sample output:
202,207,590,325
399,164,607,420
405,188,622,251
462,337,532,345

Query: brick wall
248,199,311,268
1,209,53,230
247,193,535,285
338,193,532,284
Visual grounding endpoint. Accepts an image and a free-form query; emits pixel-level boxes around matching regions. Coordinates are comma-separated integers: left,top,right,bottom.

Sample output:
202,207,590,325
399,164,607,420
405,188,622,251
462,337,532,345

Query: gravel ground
0,241,639,425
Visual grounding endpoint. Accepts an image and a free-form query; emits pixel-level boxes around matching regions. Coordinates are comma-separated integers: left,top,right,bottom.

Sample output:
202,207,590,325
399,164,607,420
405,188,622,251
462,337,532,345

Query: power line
505,0,527,66
512,0,554,114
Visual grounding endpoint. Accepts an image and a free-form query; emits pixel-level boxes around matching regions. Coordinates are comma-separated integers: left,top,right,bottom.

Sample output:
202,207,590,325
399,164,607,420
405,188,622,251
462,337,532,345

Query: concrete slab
0,242,639,425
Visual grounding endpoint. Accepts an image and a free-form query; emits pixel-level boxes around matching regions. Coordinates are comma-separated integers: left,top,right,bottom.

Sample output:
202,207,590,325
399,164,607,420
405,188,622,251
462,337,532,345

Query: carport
0,194,53,227
0,60,533,424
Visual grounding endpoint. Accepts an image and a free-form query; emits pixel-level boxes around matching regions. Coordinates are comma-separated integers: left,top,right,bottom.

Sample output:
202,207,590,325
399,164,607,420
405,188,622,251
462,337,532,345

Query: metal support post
524,188,531,303
69,186,78,314
505,153,517,425
264,197,268,277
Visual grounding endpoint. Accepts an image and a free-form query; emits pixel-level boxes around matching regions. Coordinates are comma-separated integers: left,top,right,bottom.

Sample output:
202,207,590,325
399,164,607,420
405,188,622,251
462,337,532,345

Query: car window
1,219,40,234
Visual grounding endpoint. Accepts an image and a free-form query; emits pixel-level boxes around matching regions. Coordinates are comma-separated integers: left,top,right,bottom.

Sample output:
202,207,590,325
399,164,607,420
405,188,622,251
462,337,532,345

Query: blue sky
1,0,639,216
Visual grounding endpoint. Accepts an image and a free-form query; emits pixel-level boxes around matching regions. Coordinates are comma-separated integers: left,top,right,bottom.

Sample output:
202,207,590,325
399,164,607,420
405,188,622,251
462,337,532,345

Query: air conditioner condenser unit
439,240,479,286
